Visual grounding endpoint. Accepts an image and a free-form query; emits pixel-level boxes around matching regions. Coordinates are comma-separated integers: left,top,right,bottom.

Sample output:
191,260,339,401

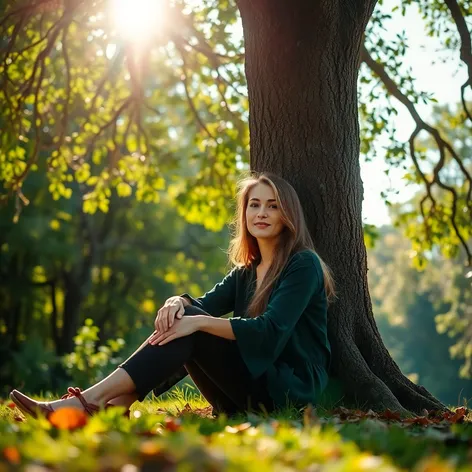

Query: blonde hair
227,171,335,318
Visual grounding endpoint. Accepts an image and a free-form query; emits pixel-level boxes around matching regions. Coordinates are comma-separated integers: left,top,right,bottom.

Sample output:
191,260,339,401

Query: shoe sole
9,391,40,419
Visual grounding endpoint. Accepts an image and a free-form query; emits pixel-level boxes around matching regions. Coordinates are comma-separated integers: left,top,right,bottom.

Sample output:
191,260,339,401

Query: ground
1,386,471,471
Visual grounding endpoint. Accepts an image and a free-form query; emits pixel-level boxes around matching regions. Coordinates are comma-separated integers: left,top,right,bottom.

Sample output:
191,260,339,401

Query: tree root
332,326,448,415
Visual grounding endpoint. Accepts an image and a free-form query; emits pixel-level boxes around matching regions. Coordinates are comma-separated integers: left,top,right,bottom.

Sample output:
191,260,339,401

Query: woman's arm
196,315,236,340
149,314,235,345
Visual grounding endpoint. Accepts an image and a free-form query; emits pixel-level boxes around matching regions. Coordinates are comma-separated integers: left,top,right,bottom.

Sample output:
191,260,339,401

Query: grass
1,387,471,471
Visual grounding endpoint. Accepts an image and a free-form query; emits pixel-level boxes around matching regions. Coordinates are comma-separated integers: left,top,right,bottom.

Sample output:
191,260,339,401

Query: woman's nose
257,207,268,218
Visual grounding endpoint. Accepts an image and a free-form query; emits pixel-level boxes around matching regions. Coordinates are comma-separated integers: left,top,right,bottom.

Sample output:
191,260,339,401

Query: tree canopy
0,0,471,265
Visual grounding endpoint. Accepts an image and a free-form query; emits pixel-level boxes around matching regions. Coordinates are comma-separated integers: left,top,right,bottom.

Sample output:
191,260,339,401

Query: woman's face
246,183,285,242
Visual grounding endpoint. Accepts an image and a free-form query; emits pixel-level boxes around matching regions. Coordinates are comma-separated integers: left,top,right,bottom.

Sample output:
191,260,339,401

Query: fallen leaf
190,406,214,418
403,416,430,426
439,407,468,424
225,422,252,434
3,446,20,464
380,409,402,421
164,417,181,432
139,440,161,456
48,407,88,430
448,407,467,424
448,412,465,424
7,402,16,409
331,407,352,420
175,404,214,418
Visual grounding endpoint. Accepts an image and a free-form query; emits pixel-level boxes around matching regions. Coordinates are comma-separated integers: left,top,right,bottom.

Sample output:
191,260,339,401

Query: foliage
0,0,247,231
367,225,472,404
63,318,125,386
365,103,472,382
0,156,230,395
0,395,471,471
363,223,380,249
396,104,472,380
435,263,472,379
360,4,472,266
388,104,472,270
4,336,61,394
0,0,471,264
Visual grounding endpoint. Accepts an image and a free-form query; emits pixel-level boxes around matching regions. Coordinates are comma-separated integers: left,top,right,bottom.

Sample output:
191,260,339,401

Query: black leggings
119,306,275,416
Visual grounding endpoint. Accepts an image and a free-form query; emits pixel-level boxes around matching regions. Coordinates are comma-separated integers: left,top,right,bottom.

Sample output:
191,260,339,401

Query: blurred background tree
367,224,471,406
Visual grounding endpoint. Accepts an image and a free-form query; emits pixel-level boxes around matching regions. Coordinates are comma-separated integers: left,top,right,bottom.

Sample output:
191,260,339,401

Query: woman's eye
249,203,277,208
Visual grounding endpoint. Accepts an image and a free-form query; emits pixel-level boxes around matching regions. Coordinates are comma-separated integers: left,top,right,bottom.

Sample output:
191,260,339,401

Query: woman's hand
148,316,202,346
154,296,187,334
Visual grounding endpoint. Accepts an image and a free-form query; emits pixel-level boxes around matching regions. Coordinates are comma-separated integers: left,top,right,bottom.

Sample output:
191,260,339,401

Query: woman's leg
43,331,195,410
118,329,273,416
74,331,273,415
119,306,274,415
186,331,275,415
184,360,240,416
40,331,159,410
106,393,138,409
14,307,273,415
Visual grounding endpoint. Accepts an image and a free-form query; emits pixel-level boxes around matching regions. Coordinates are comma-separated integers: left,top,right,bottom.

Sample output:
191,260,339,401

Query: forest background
0,0,471,408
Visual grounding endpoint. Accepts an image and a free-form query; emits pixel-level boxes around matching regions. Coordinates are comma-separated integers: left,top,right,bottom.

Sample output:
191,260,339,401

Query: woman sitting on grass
11,172,335,418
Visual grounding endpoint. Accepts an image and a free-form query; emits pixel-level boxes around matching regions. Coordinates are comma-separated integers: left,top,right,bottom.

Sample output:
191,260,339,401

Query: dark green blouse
182,250,331,408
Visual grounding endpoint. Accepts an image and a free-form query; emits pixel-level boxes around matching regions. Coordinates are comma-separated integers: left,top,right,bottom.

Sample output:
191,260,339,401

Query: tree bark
237,0,446,413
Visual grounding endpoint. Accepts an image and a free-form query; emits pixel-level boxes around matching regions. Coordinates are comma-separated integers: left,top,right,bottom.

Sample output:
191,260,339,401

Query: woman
10,172,334,418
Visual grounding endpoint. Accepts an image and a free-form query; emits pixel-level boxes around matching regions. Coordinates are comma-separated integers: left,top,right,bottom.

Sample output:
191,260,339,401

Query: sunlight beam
110,0,164,44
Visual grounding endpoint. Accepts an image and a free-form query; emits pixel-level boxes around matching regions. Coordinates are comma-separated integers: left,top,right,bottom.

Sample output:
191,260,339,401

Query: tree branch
174,45,216,140
1,7,75,205
50,280,61,354
85,97,133,160
58,26,71,149
361,44,472,265
443,0,472,122
0,1,51,30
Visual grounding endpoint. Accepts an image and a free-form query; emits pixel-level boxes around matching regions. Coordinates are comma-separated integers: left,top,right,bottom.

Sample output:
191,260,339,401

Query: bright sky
361,0,468,225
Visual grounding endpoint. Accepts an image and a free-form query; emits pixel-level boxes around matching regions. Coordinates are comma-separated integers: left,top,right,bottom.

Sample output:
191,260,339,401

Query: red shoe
9,390,55,418
10,388,99,419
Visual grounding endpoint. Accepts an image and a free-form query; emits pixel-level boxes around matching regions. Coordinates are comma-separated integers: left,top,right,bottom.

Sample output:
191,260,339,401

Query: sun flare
110,0,164,43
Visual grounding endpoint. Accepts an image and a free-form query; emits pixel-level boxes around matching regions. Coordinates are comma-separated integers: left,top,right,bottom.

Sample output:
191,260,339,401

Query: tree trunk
237,0,446,413
59,277,83,355
58,208,100,355
50,281,61,356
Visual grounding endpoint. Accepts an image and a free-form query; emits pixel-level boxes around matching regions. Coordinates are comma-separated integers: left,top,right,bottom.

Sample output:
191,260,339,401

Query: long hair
227,171,335,318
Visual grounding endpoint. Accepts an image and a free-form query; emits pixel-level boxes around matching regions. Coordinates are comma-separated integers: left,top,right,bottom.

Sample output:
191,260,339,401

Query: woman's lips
255,223,270,228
